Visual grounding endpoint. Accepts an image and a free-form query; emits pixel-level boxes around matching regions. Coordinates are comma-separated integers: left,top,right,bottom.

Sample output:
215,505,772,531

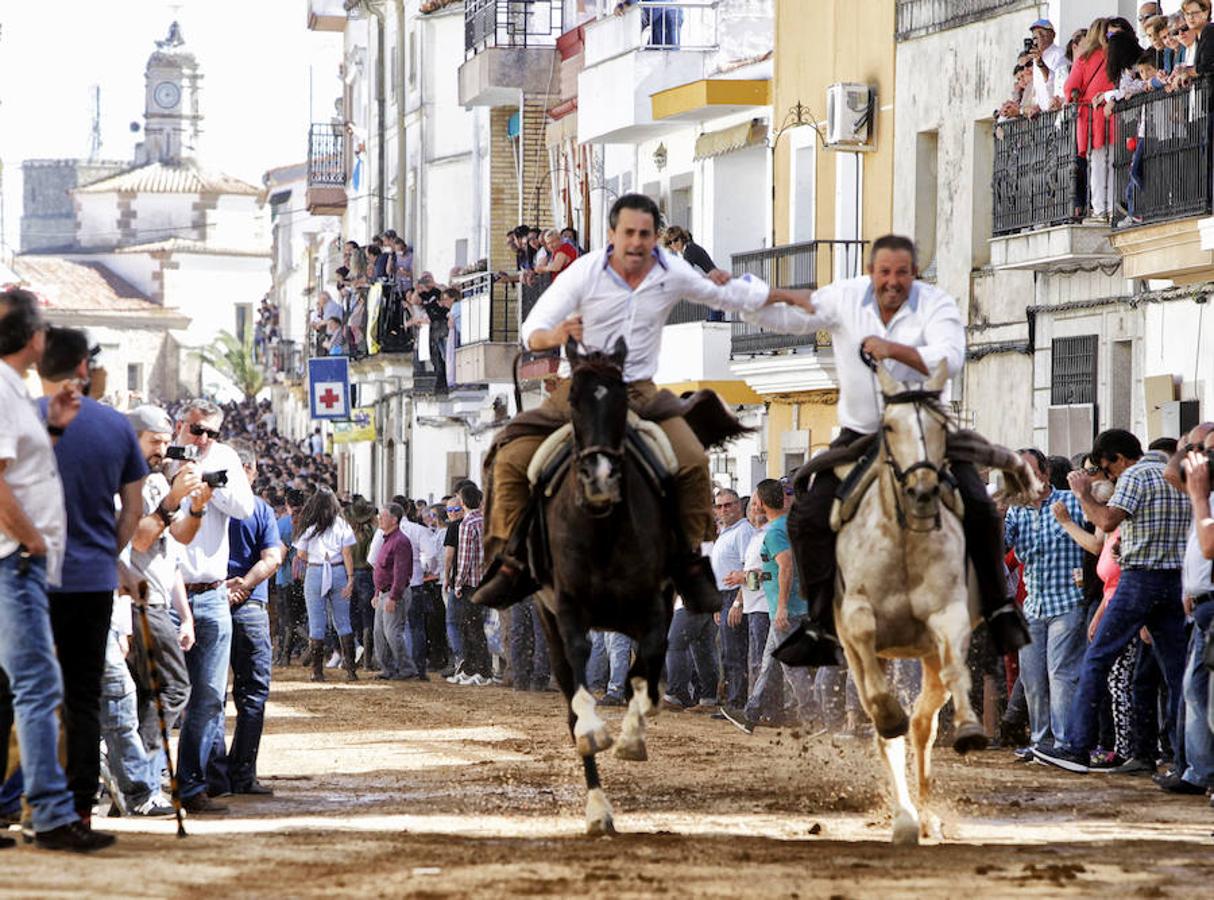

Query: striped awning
693,120,767,161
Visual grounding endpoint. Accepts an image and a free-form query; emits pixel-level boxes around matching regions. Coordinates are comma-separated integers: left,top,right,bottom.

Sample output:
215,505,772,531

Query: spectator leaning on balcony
1138,2,1162,41
1144,15,1170,70
1065,19,1114,219
533,229,580,282
664,226,731,321
998,54,1037,120
1029,19,1069,112
1183,0,1214,77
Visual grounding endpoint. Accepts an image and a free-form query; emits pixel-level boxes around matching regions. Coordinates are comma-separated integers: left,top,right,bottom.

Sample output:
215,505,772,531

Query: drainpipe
395,0,407,235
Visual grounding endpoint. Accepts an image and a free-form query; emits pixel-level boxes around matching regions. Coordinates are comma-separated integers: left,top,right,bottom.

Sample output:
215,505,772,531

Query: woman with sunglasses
292,488,357,681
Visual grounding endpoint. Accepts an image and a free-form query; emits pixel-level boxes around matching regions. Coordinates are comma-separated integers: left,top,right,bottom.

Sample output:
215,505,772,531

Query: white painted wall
161,253,271,348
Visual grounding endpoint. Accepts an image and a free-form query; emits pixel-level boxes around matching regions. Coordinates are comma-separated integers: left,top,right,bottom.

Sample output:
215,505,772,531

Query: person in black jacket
1185,0,1214,74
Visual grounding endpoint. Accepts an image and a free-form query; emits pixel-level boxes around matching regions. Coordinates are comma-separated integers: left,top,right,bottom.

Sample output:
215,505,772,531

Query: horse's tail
678,390,756,449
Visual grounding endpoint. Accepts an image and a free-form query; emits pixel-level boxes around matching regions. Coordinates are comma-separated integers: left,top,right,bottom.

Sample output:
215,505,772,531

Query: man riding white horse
744,235,1032,664
472,193,808,614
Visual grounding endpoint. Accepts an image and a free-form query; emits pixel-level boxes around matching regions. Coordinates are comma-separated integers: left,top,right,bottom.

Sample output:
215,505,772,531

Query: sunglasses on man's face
1084,466,1102,476
189,423,221,440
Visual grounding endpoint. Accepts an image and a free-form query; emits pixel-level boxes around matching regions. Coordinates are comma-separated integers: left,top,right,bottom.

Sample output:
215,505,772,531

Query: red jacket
1064,49,1114,154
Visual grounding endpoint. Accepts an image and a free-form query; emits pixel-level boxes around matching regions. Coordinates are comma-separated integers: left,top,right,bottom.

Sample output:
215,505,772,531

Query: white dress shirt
177,440,256,583
0,361,67,583
521,246,770,383
1183,498,1214,598
745,276,965,435
710,517,756,591
1032,43,1068,110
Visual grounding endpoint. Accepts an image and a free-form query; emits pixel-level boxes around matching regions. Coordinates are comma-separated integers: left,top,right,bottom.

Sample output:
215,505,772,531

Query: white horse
834,361,1037,846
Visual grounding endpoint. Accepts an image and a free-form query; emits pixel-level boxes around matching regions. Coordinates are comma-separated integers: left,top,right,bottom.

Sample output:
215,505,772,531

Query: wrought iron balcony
306,123,347,216
896,0,1027,40
458,272,519,345
992,107,1079,236
1111,75,1214,228
465,0,563,57
728,240,864,357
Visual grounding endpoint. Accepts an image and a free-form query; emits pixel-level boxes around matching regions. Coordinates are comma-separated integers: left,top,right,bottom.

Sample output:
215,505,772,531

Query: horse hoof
586,815,616,837
614,738,648,762
892,811,920,847
952,723,989,755
576,727,614,757
921,813,943,841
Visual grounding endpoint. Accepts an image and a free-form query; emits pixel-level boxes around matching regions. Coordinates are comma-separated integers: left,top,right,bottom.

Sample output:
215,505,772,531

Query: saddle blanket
526,412,678,487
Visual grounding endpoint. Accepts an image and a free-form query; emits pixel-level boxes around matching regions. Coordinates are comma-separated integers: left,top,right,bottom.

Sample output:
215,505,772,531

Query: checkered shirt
455,509,485,589
1003,489,1088,619
1107,456,1191,570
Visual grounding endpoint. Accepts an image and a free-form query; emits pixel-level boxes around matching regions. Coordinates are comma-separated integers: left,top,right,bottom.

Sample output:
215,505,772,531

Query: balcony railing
992,106,1079,237
729,240,864,356
584,1,718,67
307,123,346,187
895,0,1027,40
1112,76,1214,228
520,270,552,324
459,272,519,345
465,0,563,57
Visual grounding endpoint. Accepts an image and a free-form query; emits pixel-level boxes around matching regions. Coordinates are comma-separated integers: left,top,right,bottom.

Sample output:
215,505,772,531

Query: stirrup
471,555,537,610
773,622,845,668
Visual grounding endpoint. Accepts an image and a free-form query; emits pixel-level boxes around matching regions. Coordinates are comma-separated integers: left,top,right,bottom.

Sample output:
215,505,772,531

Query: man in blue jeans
710,488,754,712
1004,448,1089,753
724,479,816,734
169,399,255,814
207,444,282,797
37,327,147,824
0,288,113,851
1153,439,1214,795
1037,429,1192,773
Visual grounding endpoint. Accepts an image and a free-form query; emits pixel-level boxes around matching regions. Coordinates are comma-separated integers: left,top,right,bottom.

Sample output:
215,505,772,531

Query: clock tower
135,21,203,165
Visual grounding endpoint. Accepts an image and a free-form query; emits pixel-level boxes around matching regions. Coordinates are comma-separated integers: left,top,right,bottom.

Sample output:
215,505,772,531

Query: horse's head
566,336,629,513
876,361,951,528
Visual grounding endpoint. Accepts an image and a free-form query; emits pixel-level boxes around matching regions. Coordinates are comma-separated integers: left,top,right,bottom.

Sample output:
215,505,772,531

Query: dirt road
3,669,1212,897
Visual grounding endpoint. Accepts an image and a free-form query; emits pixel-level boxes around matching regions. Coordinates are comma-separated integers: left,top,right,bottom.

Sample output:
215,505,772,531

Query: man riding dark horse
745,235,1032,664
472,193,808,614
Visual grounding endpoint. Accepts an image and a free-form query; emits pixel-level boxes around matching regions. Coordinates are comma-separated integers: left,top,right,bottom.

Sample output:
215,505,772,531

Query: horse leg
537,601,614,836
911,654,948,841
616,609,665,762
928,604,987,754
838,599,908,738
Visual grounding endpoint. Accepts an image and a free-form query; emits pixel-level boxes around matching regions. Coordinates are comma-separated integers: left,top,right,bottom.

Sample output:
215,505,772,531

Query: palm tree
197,330,265,401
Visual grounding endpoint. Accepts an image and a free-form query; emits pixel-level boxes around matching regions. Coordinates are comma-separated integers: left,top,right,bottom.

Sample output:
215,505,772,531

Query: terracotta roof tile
10,256,170,314
75,159,260,196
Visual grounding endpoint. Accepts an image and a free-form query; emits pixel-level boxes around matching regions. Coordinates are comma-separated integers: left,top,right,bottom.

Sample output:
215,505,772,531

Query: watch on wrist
155,504,174,527
189,506,205,518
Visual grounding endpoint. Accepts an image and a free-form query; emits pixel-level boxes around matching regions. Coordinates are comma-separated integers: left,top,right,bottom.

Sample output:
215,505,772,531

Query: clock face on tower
153,81,181,109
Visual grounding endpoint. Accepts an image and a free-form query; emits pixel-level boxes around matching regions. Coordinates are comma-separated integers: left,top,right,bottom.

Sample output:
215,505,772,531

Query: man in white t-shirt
1028,19,1068,111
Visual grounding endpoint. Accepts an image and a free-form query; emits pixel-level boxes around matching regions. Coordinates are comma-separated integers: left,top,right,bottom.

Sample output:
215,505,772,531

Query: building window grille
1051,335,1098,406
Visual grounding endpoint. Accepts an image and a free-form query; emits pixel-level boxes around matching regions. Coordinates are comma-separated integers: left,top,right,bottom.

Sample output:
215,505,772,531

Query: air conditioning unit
826,83,875,150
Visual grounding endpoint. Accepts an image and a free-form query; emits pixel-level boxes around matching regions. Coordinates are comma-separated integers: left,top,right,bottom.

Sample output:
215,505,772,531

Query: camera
165,445,199,461
1023,37,1035,52
201,470,229,488
1179,451,1214,484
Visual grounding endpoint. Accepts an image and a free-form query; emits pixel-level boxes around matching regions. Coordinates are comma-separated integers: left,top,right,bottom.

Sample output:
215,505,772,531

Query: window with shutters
1051,335,1098,406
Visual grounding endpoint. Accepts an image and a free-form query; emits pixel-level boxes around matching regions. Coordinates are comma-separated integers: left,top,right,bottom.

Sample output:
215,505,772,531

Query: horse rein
862,348,953,533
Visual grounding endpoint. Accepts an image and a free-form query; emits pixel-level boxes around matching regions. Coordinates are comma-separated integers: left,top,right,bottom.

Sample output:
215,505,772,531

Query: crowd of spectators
997,2,1214,226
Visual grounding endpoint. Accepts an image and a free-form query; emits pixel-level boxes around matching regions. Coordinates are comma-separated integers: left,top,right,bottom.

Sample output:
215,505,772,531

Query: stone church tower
135,21,203,165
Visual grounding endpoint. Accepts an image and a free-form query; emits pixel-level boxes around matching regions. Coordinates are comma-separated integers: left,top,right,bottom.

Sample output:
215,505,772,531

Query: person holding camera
0,289,116,852
121,405,200,807
169,399,254,814
35,327,147,828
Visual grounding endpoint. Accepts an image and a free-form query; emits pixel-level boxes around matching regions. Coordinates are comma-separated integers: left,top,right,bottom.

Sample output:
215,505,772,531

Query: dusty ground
3,668,1212,898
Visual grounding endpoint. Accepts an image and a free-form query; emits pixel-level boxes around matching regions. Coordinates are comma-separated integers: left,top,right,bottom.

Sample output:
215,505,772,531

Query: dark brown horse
529,337,676,835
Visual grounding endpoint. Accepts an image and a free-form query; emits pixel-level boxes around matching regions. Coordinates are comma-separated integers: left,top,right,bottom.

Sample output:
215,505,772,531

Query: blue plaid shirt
1004,489,1088,619
1107,456,1191,570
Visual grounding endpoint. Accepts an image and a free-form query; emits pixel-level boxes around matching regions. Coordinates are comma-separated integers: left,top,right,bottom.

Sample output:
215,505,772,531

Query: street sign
308,356,350,420
333,407,376,444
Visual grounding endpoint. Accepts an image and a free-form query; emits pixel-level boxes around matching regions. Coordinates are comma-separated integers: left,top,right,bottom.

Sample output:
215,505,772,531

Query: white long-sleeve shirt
521,246,770,383
745,276,965,435
177,441,256,583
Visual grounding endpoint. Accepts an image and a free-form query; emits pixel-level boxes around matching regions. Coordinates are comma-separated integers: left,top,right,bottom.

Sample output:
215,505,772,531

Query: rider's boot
773,479,847,667
472,553,538,610
671,553,721,615
952,462,1031,655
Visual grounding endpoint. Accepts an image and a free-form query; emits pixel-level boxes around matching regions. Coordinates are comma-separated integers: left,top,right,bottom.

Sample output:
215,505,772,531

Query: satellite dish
129,121,141,133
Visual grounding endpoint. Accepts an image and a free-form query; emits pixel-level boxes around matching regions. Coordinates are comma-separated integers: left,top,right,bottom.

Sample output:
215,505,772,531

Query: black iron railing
520,270,552,323
728,240,864,357
1111,75,1214,227
459,272,518,345
465,0,563,56
992,106,1080,236
896,0,1028,40
307,123,346,187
